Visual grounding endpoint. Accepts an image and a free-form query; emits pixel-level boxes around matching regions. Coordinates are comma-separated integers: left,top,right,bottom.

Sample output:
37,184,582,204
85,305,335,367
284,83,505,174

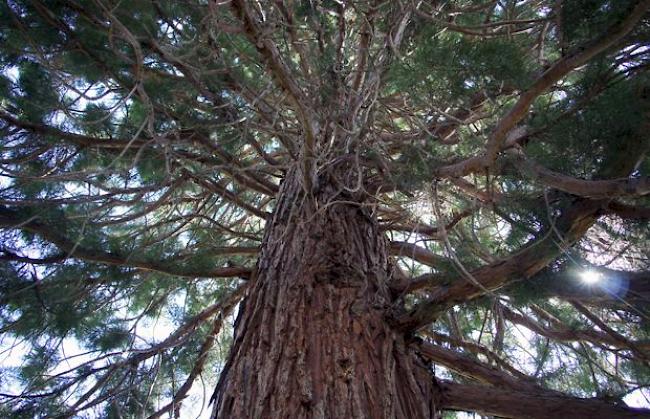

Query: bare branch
439,380,650,418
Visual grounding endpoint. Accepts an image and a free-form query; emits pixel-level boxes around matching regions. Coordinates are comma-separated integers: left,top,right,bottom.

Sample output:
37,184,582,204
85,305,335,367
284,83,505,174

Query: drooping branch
0,206,255,279
382,208,473,239
65,283,249,416
422,331,529,380
1,111,279,203
415,3,550,38
500,305,650,358
416,340,539,392
1,283,248,414
186,171,271,220
147,290,242,419
0,110,148,150
570,301,650,361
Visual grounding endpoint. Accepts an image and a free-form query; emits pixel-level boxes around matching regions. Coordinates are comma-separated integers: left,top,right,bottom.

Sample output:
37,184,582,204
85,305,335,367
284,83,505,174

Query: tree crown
1,0,649,417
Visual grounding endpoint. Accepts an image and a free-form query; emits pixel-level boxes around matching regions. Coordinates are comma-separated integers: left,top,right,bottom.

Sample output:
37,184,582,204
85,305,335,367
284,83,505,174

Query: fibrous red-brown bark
440,381,650,419
210,168,438,418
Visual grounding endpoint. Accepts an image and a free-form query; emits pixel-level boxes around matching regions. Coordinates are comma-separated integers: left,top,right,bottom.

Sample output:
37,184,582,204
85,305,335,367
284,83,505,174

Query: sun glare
580,270,602,284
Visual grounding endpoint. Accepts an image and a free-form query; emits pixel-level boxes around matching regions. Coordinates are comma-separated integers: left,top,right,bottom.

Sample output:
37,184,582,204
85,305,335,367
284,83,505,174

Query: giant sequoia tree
1,0,650,417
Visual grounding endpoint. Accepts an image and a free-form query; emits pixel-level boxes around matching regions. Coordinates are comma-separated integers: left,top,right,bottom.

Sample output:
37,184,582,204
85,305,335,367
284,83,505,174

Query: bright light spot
580,270,602,284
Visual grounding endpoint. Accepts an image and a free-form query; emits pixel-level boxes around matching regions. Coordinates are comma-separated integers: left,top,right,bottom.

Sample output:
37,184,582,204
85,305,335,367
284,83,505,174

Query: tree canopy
1,0,650,417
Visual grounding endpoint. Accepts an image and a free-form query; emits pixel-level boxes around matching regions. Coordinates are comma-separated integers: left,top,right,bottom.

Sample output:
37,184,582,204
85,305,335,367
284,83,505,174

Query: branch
439,380,650,418
0,206,254,279
423,331,526,379
1,111,279,200
0,109,147,150
68,283,248,416
0,248,66,264
185,170,271,219
570,301,650,361
500,305,650,357
605,201,650,220
416,12,547,38
514,154,650,198
528,267,650,308
147,293,241,419
229,0,318,191
389,241,451,267
394,198,603,331
382,208,473,238
391,272,452,294
416,341,538,392
434,0,650,178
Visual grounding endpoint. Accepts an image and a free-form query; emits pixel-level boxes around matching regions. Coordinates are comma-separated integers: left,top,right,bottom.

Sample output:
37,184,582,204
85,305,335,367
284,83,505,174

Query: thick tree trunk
211,168,438,418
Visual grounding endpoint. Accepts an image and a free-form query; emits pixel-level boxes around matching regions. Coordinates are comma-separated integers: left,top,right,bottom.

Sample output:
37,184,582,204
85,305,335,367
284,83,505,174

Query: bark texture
211,168,438,418
440,381,650,419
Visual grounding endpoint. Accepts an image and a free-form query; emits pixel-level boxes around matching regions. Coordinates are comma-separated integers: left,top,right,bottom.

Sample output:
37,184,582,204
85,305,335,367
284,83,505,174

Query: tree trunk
210,168,439,418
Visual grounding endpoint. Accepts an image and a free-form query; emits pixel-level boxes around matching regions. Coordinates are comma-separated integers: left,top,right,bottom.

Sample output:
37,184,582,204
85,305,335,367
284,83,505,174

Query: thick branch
439,380,650,418
515,155,650,198
394,198,603,331
605,201,650,220
423,331,529,380
538,267,650,307
416,341,538,391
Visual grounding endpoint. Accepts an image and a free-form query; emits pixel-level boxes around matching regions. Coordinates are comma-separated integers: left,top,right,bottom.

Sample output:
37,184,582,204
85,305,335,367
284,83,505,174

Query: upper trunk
210,167,438,418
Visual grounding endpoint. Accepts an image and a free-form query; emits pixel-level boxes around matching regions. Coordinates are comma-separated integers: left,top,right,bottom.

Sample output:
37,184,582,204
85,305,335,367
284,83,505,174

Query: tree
1,0,650,417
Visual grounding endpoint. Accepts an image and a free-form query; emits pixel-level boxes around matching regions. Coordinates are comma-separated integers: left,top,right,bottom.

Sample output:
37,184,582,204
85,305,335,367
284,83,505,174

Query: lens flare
580,270,602,284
